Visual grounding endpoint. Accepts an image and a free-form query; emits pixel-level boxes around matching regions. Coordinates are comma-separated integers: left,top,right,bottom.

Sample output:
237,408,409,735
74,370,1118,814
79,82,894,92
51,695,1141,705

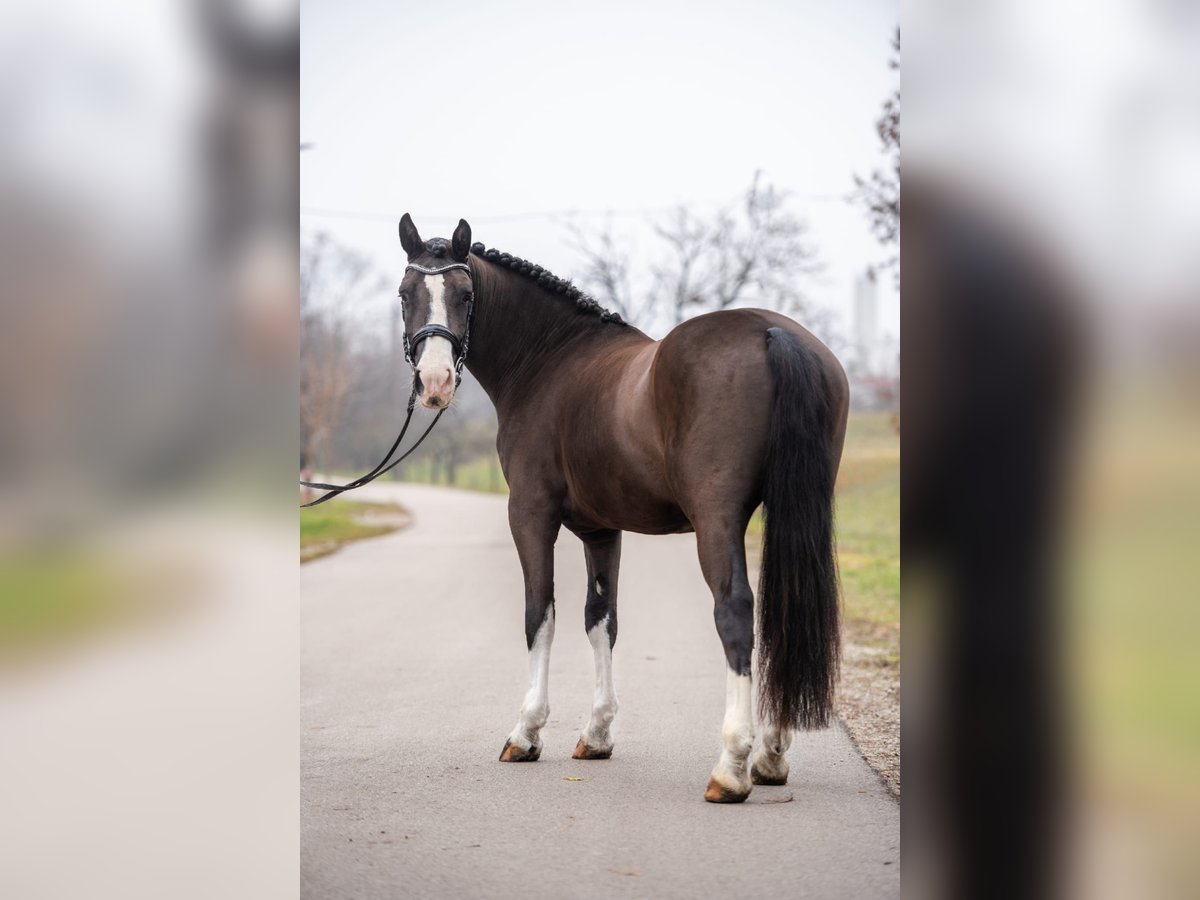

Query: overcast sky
301,0,898,342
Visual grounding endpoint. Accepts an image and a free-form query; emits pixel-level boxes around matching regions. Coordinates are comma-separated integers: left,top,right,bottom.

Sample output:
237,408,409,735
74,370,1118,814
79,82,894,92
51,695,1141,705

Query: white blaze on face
416,273,456,390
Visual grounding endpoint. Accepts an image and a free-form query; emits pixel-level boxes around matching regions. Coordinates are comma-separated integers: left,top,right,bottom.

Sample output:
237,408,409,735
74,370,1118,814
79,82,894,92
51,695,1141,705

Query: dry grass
747,410,900,794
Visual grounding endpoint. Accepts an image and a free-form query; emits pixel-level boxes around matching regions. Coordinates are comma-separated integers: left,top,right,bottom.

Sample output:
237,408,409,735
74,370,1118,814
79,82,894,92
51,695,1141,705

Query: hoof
571,738,613,760
751,762,789,786
704,776,751,804
499,739,541,763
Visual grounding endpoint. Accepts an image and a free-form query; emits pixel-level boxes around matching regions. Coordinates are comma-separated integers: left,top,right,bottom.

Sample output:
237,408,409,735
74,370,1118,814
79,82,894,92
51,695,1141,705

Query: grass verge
403,457,508,494
300,499,411,563
747,410,900,794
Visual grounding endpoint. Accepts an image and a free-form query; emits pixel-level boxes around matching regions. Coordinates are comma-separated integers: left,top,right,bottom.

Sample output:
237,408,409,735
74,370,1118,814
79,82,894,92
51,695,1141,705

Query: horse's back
655,308,846,392
554,309,846,534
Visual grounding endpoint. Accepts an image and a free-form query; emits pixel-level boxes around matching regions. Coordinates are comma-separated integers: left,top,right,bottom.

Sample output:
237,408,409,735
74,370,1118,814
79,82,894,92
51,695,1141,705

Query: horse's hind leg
695,518,756,803
751,721,792,785
573,530,621,760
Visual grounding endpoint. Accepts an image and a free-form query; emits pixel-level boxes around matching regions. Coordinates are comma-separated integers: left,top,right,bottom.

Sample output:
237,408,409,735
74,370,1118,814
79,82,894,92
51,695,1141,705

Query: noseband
401,261,475,387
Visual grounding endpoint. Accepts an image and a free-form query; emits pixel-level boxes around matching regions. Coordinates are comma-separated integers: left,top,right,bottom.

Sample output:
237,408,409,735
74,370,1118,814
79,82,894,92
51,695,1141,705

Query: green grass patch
747,411,900,647
0,552,124,650
835,413,900,650
300,499,409,562
399,455,508,494
836,412,901,641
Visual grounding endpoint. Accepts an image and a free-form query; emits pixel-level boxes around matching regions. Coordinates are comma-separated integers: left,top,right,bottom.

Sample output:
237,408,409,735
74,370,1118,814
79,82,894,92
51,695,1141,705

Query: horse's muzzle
419,365,454,408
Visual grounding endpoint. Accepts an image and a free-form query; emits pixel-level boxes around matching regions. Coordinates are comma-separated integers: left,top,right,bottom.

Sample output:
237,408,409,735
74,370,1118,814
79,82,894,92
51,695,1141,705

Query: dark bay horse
397,214,848,803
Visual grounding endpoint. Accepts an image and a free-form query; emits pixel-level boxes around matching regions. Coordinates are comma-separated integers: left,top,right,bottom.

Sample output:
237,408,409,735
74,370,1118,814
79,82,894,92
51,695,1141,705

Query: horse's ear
399,213,423,260
451,219,472,262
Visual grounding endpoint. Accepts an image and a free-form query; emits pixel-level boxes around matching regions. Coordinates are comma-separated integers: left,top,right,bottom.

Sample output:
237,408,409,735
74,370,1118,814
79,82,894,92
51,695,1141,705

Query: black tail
758,327,840,732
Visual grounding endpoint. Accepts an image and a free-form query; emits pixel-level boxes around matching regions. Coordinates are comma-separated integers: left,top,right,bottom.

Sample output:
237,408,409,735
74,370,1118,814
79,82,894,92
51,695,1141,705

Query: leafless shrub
300,232,387,475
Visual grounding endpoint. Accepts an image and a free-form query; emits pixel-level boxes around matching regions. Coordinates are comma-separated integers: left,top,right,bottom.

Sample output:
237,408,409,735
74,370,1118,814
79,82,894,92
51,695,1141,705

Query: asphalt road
301,484,899,899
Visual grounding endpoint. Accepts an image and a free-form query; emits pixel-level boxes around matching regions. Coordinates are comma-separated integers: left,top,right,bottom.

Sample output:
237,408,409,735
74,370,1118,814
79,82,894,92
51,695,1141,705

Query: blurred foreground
905,2,1200,898
0,1,1197,899
0,2,298,898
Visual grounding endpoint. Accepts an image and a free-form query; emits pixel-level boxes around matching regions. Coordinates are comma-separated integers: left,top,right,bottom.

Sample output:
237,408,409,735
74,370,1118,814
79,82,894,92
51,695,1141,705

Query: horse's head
398,213,474,409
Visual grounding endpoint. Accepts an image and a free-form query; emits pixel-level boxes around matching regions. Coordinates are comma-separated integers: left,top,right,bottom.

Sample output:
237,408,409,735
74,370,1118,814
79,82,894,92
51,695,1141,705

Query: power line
300,192,849,225
300,206,674,223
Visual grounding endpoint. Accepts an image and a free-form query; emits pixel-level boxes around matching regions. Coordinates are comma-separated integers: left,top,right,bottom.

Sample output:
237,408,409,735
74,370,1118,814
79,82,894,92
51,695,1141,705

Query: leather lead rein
300,260,475,508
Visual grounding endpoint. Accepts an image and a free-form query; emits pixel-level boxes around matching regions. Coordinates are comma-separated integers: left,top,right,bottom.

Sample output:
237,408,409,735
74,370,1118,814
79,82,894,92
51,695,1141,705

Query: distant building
848,269,899,410
854,270,879,374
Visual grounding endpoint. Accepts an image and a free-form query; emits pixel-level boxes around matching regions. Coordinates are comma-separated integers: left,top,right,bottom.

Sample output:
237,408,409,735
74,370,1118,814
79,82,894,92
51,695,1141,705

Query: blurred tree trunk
446,443,459,488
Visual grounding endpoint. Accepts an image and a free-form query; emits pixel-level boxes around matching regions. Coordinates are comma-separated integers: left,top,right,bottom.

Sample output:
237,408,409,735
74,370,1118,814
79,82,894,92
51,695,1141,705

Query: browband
405,262,472,276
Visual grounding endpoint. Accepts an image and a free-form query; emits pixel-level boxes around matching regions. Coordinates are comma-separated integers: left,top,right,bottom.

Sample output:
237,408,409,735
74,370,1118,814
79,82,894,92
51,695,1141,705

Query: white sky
301,0,898,341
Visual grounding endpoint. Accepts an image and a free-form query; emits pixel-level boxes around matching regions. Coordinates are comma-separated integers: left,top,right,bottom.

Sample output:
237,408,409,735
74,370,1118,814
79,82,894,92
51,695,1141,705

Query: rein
299,260,475,508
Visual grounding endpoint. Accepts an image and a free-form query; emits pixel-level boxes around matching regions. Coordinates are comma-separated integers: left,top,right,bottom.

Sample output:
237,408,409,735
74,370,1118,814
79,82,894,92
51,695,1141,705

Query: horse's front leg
499,500,561,763
573,529,621,760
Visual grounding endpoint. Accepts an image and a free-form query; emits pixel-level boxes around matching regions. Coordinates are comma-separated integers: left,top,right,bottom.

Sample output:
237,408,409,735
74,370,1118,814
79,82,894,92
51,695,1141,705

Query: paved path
301,484,898,899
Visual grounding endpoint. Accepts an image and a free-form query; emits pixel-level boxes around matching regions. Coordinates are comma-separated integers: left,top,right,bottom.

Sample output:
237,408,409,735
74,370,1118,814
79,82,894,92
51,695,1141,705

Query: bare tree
572,174,826,336
852,28,900,277
649,206,710,326
568,220,644,324
300,232,386,479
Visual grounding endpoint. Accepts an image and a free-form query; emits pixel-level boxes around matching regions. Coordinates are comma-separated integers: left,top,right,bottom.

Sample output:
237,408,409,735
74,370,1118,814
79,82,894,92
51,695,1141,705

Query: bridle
400,261,475,386
300,258,476,508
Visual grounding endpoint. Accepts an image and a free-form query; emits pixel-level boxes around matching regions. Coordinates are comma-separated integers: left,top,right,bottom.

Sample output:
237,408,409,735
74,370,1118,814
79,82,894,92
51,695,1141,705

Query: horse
396,213,849,803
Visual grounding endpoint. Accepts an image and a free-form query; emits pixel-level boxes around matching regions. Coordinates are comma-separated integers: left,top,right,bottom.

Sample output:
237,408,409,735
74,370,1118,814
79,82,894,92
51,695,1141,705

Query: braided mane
469,241,626,326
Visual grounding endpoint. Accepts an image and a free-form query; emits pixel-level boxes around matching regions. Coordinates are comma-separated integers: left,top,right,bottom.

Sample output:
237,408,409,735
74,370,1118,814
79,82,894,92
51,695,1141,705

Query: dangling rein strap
299,259,473,509
300,386,447,508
